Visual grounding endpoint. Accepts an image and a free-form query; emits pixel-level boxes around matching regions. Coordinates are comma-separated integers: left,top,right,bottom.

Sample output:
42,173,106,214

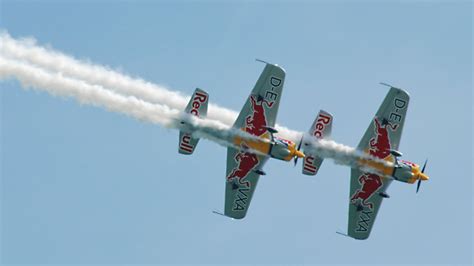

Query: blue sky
1,1,472,265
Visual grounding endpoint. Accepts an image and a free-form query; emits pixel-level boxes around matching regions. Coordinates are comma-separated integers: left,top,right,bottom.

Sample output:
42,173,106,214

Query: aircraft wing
232,62,285,130
347,86,410,239
223,62,285,219
348,168,393,239
225,148,268,219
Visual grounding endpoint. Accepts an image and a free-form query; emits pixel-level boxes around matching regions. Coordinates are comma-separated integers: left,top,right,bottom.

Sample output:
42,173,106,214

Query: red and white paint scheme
178,88,209,155
302,110,333,175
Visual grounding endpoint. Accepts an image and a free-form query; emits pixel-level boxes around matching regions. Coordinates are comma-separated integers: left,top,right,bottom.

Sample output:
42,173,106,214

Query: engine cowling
269,143,291,160
392,165,415,183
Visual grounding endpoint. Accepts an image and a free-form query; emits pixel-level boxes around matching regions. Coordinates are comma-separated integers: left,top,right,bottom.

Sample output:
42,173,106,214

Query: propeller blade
416,179,422,193
421,159,428,173
297,136,303,151
294,135,304,167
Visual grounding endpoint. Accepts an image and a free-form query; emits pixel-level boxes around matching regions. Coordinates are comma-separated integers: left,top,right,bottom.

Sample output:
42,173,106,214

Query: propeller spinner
416,159,429,193
293,136,304,166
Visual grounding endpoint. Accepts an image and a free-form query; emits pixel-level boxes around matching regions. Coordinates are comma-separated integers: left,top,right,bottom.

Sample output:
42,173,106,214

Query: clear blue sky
1,1,472,265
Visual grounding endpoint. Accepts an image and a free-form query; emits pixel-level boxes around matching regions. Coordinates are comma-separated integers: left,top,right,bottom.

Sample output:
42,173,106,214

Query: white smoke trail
0,56,265,152
0,32,393,176
0,32,299,141
304,134,394,176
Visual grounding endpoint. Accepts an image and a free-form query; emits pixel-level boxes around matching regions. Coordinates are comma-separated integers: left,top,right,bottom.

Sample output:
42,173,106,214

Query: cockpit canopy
274,137,294,147
400,160,418,168
392,160,420,184
269,137,296,161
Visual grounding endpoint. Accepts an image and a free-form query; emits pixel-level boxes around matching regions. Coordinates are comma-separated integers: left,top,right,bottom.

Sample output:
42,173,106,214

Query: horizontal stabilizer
302,110,333,175
178,88,209,155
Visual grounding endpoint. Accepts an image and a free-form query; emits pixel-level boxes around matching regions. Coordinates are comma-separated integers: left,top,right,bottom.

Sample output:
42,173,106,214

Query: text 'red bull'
303,112,332,174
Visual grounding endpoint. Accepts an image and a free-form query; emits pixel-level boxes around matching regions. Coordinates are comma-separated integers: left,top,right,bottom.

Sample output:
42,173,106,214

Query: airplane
342,84,430,240
177,60,332,219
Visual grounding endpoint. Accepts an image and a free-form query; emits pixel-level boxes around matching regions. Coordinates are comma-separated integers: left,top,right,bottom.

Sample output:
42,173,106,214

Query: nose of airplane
416,159,429,193
419,172,429,181
294,150,305,158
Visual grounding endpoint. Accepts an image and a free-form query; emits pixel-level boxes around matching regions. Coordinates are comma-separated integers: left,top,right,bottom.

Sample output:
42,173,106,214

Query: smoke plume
0,32,392,176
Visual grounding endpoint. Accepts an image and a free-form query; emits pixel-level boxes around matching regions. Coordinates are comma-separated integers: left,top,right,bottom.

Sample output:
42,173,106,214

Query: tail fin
302,110,333,175
178,88,209,155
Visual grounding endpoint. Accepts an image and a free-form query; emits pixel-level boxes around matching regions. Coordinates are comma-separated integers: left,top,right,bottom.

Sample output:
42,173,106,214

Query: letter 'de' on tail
302,110,333,175
178,88,209,155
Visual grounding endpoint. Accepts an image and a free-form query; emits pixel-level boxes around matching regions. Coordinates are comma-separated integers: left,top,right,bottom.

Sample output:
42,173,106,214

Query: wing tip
213,210,236,220
319,109,333,118
223,212,245,220
336,231,350,238
379,82,410,98
346,231,370,240
337,231,371,240
255,58,286,74
194,87,208,94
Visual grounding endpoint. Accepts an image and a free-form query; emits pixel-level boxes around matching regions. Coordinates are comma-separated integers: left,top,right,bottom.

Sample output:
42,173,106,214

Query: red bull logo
303,156,318,174
303,112,332,175
368,118,397,159
227,95,275,192
226,72,281,212
178,91,208,154
226,150,259,188
351,117,397,209
227,95,273,187
189,91,208,117
312,113,332,138
351,173,383,209
179,134,194,154
244,95,273,136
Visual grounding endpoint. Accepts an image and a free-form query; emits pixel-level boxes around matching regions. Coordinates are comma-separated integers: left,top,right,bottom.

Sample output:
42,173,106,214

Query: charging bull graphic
351,117,398,209
368,118,398,159
227,95,273,188
245,95,273,136
226,150,259,188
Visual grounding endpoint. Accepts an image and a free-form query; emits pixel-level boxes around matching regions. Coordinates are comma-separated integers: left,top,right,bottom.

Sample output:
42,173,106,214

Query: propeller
294,135,304,166
416,159,428,193
416,178,422,193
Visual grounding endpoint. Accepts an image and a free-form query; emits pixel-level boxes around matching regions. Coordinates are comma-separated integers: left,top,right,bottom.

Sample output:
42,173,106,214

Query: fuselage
359,157,429,183
393,160,429,183
233,133,304,162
